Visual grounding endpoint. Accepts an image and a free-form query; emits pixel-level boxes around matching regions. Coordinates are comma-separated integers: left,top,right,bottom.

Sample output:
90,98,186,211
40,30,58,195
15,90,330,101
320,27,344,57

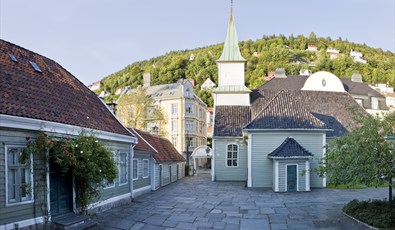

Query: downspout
130,144,135,200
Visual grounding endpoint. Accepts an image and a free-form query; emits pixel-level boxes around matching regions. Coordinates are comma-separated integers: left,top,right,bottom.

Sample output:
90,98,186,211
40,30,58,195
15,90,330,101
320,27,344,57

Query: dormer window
371,97,379,110
186,89,191,97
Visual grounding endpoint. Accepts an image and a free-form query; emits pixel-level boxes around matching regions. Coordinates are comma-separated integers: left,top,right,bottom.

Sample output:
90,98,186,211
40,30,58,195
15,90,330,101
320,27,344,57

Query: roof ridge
129,128,158,153
244,90,284,128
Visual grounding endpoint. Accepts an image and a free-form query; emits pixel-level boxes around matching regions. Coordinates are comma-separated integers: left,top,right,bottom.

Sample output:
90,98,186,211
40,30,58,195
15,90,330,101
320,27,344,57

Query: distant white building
98,91,110,98
201,78,217,90
300,69,312,76
326,48,340,54
88,81,101,91
350,50,363,58
306,45,318,52
350,50,367,64
370,83,394,94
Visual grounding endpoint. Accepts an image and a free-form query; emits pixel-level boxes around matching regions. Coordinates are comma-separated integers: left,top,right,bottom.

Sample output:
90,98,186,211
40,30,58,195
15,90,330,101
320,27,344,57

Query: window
226,144,238,167
186,137,195,148
185,103,194,114
186,120,194,132
355,99,363,107
29,61,42,73
371,97,379,110
186,89,191,97
172,136,177,147
6,145,33,205
104,152,116,188
143,159,149,178
171,119,178,132
171,103,178,115
132,159,138,180
9,54,18,62
118,152,128,185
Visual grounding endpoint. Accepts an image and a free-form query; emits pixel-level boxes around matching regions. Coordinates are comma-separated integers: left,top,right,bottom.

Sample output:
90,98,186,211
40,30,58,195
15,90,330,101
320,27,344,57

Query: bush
343,199,395,228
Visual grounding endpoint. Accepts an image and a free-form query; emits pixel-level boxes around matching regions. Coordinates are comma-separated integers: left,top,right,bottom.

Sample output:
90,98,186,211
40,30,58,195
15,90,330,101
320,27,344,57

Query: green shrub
343,199,395,228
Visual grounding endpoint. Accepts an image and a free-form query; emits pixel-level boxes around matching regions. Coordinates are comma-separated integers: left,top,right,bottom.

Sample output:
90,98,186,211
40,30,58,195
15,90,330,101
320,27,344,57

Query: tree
320,113,395,209
116,87,167,134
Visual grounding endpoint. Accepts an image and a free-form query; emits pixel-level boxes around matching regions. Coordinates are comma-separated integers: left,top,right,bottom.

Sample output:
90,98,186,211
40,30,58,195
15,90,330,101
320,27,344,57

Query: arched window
226,144,238,167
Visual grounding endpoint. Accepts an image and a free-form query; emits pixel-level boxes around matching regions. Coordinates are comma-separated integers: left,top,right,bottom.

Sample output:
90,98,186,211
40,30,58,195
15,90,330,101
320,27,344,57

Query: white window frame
143,159,149,178
5,145,34,206
132,159,138,181
171,103,178,115
371,97,379,110
226,143,239,167
171,136,177,147
118,152,128,185
171,119,178,132
103,151,116,189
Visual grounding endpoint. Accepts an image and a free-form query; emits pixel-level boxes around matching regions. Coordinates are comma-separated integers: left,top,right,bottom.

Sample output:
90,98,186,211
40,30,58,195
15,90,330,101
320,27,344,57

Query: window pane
233,152,238,159
233,145,238,151
228,145,232,151
8,169,16,201
233,160,237,166
227,160,232,166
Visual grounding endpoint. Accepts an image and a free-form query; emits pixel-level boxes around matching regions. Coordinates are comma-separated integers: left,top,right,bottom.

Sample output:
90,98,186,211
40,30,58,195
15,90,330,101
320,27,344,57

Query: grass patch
343,199,395,228
327,183,366,189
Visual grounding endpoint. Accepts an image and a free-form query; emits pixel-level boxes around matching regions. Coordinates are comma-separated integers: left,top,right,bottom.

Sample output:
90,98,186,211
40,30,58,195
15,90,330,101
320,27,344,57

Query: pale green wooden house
0,39,137,229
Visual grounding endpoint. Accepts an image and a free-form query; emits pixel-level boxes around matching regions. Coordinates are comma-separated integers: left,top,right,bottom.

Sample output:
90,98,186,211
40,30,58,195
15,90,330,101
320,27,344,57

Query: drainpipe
130,144,135,201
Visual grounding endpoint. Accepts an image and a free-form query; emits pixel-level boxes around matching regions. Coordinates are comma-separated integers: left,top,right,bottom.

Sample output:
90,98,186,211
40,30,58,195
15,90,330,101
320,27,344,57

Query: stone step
51,213,97,230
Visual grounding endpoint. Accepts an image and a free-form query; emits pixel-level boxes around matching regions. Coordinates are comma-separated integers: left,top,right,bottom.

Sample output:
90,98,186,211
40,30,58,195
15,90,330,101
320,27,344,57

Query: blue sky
1,0,394,86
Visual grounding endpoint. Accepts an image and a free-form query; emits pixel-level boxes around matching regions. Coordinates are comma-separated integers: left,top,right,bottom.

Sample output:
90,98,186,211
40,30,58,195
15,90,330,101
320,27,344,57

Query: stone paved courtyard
92,171,387,229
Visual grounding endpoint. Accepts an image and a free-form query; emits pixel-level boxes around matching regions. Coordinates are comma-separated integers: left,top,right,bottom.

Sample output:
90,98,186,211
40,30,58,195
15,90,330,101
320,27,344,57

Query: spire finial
231,0,233,7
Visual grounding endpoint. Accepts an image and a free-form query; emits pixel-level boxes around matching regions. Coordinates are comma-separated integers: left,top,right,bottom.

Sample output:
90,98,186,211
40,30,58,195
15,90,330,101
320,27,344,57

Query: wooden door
50,172,73,216
287,165,297,192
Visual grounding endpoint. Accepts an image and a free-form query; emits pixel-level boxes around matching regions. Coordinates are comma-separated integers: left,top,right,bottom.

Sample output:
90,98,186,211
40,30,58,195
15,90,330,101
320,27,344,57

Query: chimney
274,68,287,78
143,73,151,87
351,73,363,83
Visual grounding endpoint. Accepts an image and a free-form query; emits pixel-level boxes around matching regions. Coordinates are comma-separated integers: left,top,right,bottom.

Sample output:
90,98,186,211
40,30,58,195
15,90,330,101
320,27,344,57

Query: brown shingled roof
129,128,185,163
128,128,157,153
245,90,328,130
214,106,250,137
0,39,132,137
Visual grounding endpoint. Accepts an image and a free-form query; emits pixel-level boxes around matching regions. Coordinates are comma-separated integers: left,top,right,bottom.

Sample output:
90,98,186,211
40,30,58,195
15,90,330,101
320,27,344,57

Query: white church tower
213,3,251,106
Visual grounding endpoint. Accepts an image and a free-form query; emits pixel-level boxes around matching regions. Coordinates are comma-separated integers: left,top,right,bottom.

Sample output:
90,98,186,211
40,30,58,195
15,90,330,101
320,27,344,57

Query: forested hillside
98,33,395,107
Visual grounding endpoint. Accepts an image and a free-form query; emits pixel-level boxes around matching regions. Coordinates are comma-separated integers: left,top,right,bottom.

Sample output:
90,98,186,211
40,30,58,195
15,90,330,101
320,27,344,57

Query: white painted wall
217,62,245,86
214,93,250,106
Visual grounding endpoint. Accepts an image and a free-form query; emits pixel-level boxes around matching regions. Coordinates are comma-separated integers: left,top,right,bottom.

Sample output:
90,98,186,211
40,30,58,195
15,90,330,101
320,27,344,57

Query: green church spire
218,3,245,62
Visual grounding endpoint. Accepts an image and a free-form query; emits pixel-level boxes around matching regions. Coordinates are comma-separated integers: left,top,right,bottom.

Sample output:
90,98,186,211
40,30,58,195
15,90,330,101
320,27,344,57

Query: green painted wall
278,160,307,192
0,128,47,225
250,132,325,188
213,138,247,181
132,154,152,190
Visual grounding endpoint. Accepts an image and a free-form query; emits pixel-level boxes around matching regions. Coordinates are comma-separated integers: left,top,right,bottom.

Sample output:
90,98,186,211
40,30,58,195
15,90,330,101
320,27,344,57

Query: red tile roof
128,128,157,153
129,128,185,163
0,39,132,137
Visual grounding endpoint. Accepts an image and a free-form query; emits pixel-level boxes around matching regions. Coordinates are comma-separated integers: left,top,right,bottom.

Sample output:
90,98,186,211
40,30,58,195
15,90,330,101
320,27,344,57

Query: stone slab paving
92,172,387,229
